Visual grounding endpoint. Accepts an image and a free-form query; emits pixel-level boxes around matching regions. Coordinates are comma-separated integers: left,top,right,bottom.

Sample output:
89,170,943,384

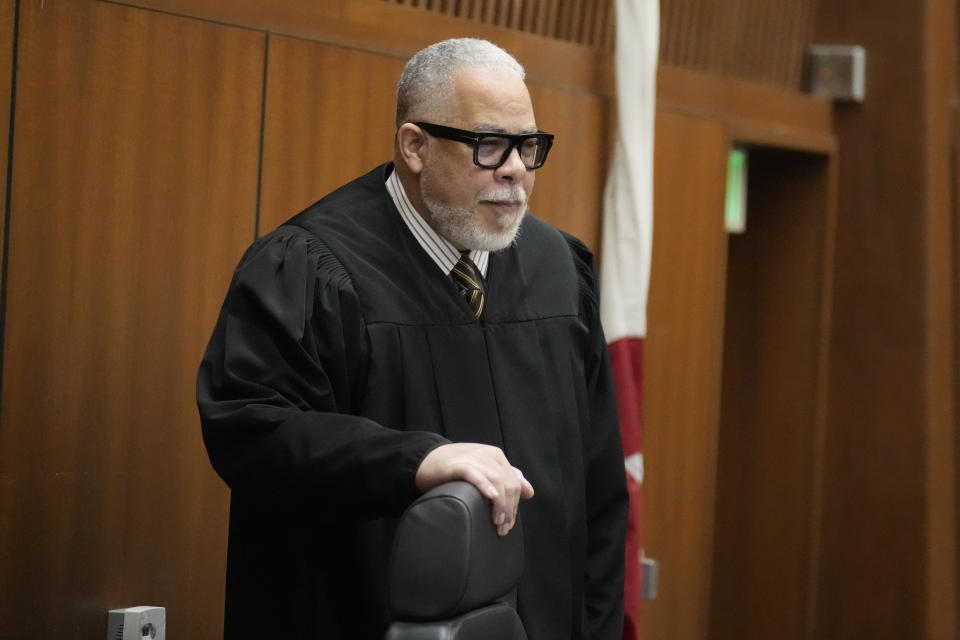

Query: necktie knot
451,252,485,318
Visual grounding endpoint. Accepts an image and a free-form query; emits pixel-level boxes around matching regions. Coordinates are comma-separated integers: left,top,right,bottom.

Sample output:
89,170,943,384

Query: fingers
415,442,534,537
517,468,535,499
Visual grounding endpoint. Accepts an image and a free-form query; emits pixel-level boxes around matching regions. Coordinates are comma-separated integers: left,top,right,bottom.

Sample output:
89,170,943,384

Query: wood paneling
258,36,402,233
0,1,264,637
120,0,616,95
392,0,819,90
661,0,817,89
813,0,958,636
657,65,835,154
526,82,607,251
0,2,861,639
709,149,834,640
644,110,729,640
388,0,616,51
0,0,13,321
923,0,958,635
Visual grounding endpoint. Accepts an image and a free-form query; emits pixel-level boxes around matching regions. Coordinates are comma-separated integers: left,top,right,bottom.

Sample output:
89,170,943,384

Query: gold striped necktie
451,252,485,318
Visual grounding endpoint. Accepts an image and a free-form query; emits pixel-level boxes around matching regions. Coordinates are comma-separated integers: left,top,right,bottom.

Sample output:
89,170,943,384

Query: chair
384,481,528,640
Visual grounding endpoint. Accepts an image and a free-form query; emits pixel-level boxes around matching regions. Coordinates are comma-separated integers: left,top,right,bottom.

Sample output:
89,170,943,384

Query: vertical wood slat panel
385,0,820,89
660,0,677,65
570,0,589,44
774,1,789,82
0,1,263,637
523,0,537,34
590,1,607,50
483,0,496,23
556,0,570,41
508,0,522,29
582,1,595,46
386,0,617,53
467,0,481,20
677,0,696,67
534,0,548,35
544,0,560,39
601,1,615,53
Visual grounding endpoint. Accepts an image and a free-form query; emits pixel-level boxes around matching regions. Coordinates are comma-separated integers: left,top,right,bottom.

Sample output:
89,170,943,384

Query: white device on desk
107,606,165,640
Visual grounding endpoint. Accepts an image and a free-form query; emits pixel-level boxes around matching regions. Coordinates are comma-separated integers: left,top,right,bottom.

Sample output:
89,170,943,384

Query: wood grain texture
0,1,263,637
258,36,402,233
657,64,836,153
0,0,12,309
120,0,616,95
659,0,817,89
389,0,615,50
525,82,607,251
110,0,840,152
643,110,729,640
813,0,953,636
709,149,832,640
393,0,816,90
922,0,958,636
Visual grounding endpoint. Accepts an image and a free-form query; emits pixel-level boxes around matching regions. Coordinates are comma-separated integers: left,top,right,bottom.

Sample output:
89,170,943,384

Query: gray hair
396,38,526,127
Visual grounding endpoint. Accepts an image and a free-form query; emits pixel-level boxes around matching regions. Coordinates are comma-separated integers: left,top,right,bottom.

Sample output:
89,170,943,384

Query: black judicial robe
197,164,628,639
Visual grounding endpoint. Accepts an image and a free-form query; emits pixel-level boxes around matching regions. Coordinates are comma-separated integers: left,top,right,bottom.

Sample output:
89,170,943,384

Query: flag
600,0,659,638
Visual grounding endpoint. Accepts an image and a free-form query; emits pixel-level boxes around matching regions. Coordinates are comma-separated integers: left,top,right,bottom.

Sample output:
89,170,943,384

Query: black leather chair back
383,481,528,640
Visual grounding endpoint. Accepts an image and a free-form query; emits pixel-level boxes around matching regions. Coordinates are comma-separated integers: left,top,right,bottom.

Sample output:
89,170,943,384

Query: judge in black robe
198,38,627,640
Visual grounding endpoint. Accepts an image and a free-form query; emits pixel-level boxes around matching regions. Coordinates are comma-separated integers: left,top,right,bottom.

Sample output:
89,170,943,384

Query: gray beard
421,176,527,252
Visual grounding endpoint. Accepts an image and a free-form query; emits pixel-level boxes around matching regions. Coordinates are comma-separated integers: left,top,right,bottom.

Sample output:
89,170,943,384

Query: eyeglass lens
477,135,547,169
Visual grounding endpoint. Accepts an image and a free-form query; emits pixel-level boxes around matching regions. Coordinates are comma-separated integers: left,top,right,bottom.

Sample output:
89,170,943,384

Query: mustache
478,185,527,204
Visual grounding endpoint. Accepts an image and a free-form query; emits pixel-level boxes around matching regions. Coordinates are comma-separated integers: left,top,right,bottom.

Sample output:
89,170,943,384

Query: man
198,38,627,639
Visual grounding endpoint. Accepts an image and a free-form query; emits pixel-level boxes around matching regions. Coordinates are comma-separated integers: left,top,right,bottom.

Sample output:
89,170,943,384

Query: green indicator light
725,148,747,234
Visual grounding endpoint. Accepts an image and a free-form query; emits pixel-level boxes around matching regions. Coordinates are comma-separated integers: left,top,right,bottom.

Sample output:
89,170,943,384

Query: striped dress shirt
386,167,489,279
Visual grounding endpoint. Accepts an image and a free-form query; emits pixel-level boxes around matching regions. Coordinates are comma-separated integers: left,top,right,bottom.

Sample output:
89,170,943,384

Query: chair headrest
387,481,524,621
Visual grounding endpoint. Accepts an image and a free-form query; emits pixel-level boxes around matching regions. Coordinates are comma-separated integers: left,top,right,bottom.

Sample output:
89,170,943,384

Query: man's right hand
415,443,534,537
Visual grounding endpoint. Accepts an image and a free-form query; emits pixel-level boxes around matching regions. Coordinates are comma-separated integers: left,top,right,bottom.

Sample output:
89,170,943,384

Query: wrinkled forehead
444,68,537,133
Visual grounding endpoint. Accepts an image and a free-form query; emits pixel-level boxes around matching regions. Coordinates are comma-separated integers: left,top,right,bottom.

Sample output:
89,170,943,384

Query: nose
493,144,528,181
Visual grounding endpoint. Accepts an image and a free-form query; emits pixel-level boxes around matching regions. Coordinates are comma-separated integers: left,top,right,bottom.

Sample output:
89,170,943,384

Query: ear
396,123,427,174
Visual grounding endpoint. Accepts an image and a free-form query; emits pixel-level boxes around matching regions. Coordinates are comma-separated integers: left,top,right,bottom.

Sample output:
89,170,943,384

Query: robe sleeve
565,233,630,640
197,226,448,518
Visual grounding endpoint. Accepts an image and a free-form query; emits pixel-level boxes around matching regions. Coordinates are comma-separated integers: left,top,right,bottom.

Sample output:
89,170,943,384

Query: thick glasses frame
414,122,555,170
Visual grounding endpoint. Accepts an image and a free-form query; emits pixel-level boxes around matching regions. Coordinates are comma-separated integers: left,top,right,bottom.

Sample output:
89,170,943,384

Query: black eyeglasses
414,122,554,170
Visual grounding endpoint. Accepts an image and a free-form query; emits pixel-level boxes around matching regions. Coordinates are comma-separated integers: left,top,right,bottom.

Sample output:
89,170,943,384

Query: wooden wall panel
121,0,615,95
813,0,958,636
709,149,833,640
526,82,607,251
259,36,402,233
660,0,817,89
922,0,959,636
657,65,835,154
392,0,818,90
0,0,13,314
644,110,729,640
0,1,263,638
387,0,616,51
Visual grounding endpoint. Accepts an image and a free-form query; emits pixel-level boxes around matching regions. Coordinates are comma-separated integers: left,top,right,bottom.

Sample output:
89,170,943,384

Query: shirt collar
386,167,489,277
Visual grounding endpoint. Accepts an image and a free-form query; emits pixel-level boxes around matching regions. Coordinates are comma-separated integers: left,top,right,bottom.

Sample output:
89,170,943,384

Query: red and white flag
600,0,659,638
